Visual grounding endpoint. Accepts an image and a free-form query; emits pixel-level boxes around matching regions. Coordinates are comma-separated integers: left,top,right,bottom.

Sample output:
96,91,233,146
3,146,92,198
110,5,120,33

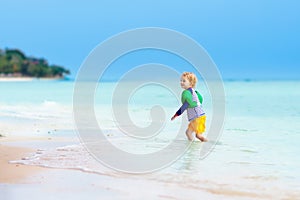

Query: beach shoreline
0,136,213,200
0,77,66,82
0,143,44,184
1,135,299,200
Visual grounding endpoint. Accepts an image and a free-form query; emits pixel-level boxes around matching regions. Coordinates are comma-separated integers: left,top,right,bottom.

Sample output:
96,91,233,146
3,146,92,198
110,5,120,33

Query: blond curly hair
181,72,197,88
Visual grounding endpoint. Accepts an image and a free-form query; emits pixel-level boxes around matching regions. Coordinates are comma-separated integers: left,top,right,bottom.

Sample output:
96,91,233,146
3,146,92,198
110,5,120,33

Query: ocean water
1,79,300,198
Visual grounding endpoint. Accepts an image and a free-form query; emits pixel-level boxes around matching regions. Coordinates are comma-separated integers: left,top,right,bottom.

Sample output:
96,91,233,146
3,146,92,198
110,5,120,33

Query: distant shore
0,76,66,82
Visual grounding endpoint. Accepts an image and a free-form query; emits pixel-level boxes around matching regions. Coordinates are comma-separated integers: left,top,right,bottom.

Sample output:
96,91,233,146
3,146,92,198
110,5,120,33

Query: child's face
180,76,192,89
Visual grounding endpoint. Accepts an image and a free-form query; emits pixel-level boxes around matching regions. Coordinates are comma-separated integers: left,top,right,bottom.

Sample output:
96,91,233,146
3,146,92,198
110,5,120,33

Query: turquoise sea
1,79,300,199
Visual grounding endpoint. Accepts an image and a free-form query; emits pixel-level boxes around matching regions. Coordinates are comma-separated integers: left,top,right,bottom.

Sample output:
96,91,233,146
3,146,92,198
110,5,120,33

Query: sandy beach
0,77,65,82
0,137,217,200
0,144,44,183
0,136,266,200
0,77,36,82
1,136,299,200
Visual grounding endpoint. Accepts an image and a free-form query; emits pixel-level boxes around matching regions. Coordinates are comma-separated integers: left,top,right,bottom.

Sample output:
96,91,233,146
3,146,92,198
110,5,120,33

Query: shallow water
1,80,300,198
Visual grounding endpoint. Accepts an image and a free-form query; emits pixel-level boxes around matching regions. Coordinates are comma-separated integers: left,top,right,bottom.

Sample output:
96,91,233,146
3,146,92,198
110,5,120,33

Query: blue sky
1,0,299,80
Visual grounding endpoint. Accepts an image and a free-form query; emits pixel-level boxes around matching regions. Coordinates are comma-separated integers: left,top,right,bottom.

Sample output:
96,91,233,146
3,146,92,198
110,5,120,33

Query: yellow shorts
188,115,206,135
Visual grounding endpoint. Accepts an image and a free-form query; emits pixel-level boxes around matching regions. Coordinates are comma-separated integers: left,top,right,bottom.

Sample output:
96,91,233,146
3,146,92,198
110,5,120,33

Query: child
171,72,207,142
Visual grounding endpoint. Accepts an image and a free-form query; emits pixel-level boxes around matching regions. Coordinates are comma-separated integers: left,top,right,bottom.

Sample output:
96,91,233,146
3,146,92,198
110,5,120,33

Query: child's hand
171,114,177,121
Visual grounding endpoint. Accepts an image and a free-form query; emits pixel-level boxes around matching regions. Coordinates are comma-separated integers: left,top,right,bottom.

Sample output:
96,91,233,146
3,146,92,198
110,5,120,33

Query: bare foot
196,134,208,142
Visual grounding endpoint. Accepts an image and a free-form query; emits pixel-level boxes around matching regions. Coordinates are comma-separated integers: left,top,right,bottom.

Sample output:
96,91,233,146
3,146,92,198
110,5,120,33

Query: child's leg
185,129,194,141
196,133,208,142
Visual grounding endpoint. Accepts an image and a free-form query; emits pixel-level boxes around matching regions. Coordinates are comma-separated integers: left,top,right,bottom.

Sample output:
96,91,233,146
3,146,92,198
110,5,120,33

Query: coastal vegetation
0,48,70,78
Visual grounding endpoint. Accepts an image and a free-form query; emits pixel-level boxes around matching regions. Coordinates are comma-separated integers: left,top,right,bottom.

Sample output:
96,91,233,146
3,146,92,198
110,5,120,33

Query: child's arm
171,101,189,120
171,89,200,120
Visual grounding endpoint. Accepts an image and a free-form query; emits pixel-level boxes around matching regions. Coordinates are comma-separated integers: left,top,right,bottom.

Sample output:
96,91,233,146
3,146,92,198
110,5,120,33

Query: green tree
0,48,70,77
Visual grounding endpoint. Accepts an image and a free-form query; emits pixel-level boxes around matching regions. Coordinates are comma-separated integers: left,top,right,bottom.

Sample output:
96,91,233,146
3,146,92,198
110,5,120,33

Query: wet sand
0,144,47,185
0,144,44,183
1,136,299,200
